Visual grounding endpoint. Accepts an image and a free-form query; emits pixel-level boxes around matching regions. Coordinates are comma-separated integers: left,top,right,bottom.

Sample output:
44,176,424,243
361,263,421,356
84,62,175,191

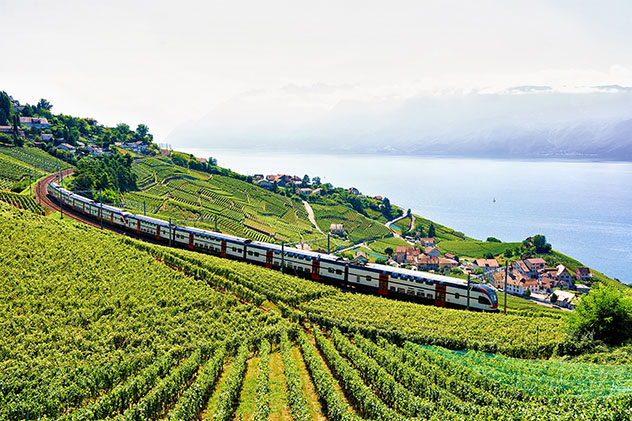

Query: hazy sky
1,0,631,141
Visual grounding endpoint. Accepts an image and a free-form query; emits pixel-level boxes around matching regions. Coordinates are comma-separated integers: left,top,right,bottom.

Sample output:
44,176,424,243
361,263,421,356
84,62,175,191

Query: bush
486,237,501,243
566,284,632,345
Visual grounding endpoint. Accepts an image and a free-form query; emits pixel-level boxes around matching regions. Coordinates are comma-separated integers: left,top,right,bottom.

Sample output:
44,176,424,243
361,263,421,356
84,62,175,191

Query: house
348,187,360,195
418,238,434,247
576,267,593,282
394,246,421,264
373,195,383,201
266,174,293,187
539,277,558,294
474,258,499,272
0,126,25,138
76,141,86,148
513,260,532,276
497,269,535,295
394,246,408,264
297,188,313,196
575,284,591,294
86,145,105,156
445,253,459,263
330,224,344,235
19,117,50,129
525,258,546,273
353,251,369,264
424,246,440,258
255,179,274,190
197,157,208,164
550,290,579,309
416,255,439,271
555,264,574,288
311,188,324,196
56,143,76,152
439,257,458,268
126,141,147,153
41,133,53,141
85,118,98,125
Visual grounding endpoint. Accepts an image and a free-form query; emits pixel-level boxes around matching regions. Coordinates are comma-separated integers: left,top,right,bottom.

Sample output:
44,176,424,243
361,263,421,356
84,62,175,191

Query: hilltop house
19,117,50,129
525,258,546,273
424,246,441,258
576,267,593,282
418,238,435,247
353,251,369,264
56,143,75,153
417,255,439,271
330,224,344,235
474,258,499,272
551,290,579,309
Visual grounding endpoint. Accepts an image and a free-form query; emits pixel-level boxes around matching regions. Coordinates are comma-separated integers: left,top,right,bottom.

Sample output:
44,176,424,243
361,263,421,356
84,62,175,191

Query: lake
181,148,632,284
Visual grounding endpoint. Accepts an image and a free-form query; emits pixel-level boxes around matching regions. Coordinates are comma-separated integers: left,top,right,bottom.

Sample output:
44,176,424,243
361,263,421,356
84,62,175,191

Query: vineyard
310,202,392,243
0,146,67,173
1,203,631,420
0,151,47,189
122,158,325,245
0,191,45,214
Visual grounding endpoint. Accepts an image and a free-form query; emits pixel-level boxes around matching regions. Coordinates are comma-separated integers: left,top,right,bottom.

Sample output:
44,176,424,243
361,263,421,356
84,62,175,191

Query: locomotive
48,182,499,311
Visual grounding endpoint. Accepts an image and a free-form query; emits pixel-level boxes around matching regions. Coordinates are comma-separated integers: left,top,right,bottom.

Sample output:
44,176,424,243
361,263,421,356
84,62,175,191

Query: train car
46,181,498,311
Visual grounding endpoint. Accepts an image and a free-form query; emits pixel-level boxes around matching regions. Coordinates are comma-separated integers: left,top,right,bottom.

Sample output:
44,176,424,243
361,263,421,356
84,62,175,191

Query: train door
220,240,227,258
435,284,447,307
156,225,161,241
188,233,194,250
378,273,389,296
265,250,273,268
311,259,320,280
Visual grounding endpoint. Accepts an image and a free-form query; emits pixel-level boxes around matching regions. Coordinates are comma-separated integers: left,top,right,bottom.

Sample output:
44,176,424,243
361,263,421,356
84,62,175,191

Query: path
384,211,415,246
303,200,325,235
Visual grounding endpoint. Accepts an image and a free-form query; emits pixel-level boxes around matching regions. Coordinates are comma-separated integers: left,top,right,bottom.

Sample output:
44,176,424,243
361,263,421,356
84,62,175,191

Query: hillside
1,204,631,420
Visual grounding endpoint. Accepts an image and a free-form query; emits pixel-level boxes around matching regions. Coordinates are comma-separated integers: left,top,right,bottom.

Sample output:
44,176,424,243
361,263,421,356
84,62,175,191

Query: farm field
1,203,631,420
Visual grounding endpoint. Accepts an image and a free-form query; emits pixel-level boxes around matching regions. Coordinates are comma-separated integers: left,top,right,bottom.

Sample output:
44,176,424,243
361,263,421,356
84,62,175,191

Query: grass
268,350,292,420
436,240,521,258
291,345,326,420
203,361,234,419
234,355,260,419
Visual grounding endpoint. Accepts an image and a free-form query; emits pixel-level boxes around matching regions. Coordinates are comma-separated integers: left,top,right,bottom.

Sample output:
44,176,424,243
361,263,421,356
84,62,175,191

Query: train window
335,269,342,275
455,293,460,299
407,289,415,296
478,296,491,305
248,251,253,255
365,276,371,282
254,252,259,257
390,286,396,291
328,268,334,273
427,293,433,298
356,275,361,282
417,291,424,296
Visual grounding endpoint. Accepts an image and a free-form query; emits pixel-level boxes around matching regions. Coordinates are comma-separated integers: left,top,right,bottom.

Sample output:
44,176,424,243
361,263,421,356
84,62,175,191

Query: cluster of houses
114,141,148,154
483,257,593,308
392,240,460,271
56,140,107,156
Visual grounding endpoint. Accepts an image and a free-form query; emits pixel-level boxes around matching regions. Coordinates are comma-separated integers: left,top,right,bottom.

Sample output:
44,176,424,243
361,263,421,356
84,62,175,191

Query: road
384,211,415,245
303,200,325,235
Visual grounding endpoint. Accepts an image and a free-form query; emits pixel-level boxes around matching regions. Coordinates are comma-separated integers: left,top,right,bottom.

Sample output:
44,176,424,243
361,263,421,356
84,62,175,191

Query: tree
524,288,531,297
384,247,394,257
0,133,13,145
312,176,321,186
566,284,632,345
302,174,310,187
37,98,53,111
382,197,392,219
533,234,552,253
0,91,12,126
484,252,494,259
428,223,436,238
550,292,558,304
503,248,513,258
486,237,501,243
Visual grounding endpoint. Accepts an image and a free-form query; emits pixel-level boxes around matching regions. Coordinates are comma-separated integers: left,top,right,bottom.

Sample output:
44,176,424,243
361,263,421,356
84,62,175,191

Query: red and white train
48,182,499,311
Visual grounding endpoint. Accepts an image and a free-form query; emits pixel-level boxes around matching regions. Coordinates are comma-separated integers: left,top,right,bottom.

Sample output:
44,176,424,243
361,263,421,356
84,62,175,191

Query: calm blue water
182,148,632,284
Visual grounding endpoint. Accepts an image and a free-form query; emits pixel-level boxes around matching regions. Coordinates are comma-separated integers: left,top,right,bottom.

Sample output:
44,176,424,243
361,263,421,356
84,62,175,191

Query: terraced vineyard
123,157,324,245
0,151,47,189
0,191,45,214
310,202,392,243
0,146,67,173
2,203,631,420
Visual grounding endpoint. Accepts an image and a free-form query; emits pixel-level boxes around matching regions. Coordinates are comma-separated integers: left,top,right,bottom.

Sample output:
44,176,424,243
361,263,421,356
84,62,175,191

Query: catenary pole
467,273,471,310
504,260,508,315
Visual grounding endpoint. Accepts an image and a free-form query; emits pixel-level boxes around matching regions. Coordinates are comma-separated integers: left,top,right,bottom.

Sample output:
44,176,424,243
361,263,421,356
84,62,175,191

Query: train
48,182,499,312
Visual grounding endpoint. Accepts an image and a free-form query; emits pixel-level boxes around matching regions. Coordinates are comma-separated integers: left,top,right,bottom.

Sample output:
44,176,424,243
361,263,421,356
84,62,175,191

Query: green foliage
302,292,566,358
566,284,632,345
253,339,271,421
166,345,227,421
437,240,520,259
486,236,501,242
0,91,12,126
0,191,44,214
73,152,137,195
298,331,360,421
213,343,250,421
0,204,280,420
280,331,311,421
428,223,436,237
0,133,12,145
533,234,552,253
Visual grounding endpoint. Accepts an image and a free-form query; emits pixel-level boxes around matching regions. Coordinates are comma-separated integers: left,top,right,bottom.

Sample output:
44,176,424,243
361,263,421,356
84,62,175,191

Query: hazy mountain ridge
168,87,632,160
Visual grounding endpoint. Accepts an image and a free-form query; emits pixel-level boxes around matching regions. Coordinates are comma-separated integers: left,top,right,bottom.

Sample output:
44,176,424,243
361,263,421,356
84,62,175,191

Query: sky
1,0,632,142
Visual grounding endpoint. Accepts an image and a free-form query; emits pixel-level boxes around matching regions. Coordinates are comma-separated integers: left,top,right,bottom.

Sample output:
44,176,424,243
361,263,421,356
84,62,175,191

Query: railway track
35,170,129,234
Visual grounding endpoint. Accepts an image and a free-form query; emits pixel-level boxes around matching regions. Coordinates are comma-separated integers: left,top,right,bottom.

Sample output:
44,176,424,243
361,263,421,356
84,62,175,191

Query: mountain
167,86,632,160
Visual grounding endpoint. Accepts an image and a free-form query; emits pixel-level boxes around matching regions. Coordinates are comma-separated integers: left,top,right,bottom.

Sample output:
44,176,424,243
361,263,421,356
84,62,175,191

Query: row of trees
72,153,137,203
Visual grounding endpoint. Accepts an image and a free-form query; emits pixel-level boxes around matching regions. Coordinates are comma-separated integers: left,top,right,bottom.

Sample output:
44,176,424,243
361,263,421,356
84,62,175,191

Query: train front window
478,296,491,305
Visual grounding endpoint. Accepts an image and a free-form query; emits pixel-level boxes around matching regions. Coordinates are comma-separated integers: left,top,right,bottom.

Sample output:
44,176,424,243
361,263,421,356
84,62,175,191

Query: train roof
129,213,170,226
